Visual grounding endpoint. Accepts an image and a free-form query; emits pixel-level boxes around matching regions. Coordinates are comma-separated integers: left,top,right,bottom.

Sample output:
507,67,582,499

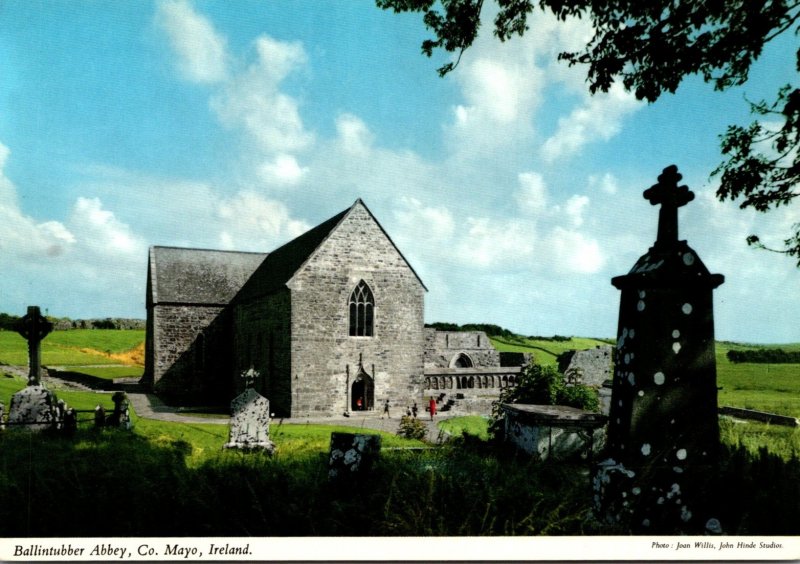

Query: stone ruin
224,369,275,452
594,165,725,534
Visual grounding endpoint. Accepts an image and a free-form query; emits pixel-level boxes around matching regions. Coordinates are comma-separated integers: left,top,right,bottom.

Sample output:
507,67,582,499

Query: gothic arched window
349,280,374,337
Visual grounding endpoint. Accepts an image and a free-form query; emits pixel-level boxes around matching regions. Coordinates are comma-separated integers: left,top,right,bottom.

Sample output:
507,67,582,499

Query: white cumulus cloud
155,0,228,83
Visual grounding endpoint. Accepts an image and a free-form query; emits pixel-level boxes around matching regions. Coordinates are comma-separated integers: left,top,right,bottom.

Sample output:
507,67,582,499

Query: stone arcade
144,199,524,417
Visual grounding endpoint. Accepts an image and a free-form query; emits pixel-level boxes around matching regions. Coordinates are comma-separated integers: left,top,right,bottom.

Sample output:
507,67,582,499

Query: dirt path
125,391,451,442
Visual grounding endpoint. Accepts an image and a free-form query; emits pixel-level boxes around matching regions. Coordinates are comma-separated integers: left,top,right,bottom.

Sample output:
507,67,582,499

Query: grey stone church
144,199,524,418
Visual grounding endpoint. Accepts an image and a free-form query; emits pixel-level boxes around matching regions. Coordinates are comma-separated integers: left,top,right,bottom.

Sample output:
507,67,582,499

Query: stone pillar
595,166,725,534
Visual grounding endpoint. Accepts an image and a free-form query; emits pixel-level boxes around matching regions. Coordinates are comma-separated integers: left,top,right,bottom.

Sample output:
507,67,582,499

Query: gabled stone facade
144,199,516,417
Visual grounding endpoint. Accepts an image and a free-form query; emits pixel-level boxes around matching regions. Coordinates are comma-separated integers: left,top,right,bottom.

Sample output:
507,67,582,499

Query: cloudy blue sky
0,1,797,342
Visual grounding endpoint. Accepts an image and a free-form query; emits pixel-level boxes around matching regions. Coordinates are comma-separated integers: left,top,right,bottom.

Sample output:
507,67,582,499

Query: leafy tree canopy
377,0,800,265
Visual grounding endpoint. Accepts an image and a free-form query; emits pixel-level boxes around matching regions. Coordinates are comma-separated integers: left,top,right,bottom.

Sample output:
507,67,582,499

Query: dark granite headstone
595,166,725,534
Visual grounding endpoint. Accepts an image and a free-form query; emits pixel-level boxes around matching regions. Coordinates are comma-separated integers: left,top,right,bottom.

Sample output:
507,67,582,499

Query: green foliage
489,364,599,438
378,0,800,264
720,416,800,461
398,415,428,440
726,347,800,363
425,321,516,338
0,313,20,331
501,363,598,411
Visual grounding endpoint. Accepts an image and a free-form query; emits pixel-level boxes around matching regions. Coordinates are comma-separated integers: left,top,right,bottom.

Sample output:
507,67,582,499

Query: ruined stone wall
288,205,426,417
423,329,501,368
559,345,614,388
233,290,293,417
150,304,227,401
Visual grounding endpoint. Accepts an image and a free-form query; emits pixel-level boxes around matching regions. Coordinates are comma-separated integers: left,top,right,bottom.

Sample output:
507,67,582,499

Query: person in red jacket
428,396,436,421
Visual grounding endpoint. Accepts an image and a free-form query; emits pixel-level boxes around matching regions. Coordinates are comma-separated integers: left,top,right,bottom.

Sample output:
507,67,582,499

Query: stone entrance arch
350,356,374,411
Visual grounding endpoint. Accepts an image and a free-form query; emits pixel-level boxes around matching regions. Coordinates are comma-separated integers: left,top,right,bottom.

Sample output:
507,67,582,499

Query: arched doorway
351,362,374,411
449,352,474,368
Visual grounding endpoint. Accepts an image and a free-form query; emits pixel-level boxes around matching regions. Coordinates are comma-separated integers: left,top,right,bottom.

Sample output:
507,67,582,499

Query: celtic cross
15,306,53,386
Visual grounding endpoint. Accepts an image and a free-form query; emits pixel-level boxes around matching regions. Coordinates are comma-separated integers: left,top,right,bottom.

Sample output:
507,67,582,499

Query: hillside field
490,335,800,418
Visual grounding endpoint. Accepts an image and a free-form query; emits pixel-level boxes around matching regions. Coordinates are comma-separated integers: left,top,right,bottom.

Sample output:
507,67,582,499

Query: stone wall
287,204,426,417
424,329,501,368
233,290,293,417
558,345,614,388
149,304,228,402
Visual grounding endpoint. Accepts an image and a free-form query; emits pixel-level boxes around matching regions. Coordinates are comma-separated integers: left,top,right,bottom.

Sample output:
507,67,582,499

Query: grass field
0,329,144,366
491,335,800,418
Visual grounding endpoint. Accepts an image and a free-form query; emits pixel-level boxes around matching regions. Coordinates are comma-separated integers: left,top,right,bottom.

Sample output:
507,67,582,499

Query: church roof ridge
149,244,268,256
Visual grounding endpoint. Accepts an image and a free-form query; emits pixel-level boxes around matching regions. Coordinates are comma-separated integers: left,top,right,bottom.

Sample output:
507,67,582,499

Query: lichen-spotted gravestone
328,432,382,482
224,387,275,452
595,165,724,534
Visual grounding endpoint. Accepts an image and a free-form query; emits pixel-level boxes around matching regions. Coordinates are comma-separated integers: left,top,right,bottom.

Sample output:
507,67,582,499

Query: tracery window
349,280,374,337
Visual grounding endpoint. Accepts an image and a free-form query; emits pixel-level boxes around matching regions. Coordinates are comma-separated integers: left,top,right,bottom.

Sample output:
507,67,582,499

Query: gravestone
595,166,725,534
224,369,275,452
106,392,133,430
7,306,61,432
328,432,382,482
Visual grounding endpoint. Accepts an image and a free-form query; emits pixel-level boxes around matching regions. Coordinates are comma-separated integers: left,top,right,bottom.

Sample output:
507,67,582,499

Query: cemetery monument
595,165,725,533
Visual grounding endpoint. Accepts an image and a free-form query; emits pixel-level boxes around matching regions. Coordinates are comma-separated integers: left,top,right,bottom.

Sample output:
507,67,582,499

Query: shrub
726,348,800,364
489,363,599,438
398,415,427,440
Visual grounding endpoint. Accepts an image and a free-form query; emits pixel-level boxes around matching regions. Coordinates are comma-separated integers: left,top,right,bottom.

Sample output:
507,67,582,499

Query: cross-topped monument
15,306,53,386
597,165,725,534
643,164,695,248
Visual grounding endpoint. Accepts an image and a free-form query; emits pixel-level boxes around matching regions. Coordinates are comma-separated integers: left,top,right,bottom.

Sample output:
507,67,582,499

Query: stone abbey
144,199,525,417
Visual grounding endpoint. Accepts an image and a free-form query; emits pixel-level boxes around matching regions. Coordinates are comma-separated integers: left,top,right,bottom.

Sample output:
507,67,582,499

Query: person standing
383,399,390,418
412,402,418,418
428,396,436,421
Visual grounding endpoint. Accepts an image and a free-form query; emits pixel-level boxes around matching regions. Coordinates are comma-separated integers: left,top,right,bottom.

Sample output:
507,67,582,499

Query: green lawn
439,415,490,440
0,329,144,366
715,342,800,418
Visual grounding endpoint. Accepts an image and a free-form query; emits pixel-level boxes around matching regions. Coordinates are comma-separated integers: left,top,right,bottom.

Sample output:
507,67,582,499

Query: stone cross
15,306,53,386
241,367,258,389
643,164,694,248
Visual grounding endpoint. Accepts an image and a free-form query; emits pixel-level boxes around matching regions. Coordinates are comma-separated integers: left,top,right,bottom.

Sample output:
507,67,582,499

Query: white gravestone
224,387,275,452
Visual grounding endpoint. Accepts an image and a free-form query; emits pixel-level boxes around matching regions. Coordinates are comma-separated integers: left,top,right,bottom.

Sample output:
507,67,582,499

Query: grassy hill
0,329,144,367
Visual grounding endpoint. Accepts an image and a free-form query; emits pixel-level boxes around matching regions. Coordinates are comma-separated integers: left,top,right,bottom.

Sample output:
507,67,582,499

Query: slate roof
149,199,426,307
234,206,350,303
149,246,268,305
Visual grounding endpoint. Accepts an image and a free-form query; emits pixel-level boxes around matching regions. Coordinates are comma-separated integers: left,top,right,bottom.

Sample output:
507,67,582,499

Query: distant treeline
0,313,145,331
726,348,800,364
